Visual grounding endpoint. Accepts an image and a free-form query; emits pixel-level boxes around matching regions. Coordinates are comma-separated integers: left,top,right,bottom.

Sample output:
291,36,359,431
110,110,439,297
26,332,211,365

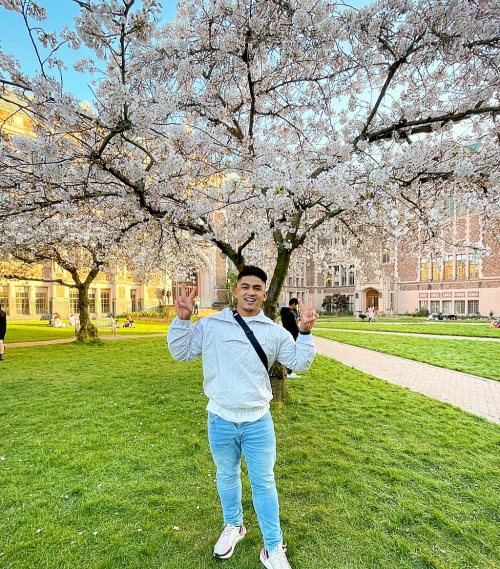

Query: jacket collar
211,307,274,325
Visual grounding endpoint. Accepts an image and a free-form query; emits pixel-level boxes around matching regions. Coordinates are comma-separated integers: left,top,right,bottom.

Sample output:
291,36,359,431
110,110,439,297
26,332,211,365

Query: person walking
280,298,300,378
167,266,317,569
0,304,7,361
193,295,200,315
367,305,375,323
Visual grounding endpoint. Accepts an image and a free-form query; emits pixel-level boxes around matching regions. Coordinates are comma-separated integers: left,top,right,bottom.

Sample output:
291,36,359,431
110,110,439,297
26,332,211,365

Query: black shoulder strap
231,309,268,371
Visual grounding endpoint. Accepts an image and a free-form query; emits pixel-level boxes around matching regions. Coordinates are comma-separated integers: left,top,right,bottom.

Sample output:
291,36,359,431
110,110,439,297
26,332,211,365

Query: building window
420,260,430,281
35,288,48,315
467,300,479,316
442,300,452,314
430,300,440,313
454,300,465,315
69,289,79,314
419,300,428,312
444,196,454,216
101,289,111,314
340,266,347,286
333,265,340,286
288,277,292,286
456,254,466,280
0,286,9,314
431,260,440,281
348,265,355,286
130,289,137,312
469,253,480,279
88,289,96,313
444,255,453,279
382,250,390,263
15,287,30,315
347,295,354,314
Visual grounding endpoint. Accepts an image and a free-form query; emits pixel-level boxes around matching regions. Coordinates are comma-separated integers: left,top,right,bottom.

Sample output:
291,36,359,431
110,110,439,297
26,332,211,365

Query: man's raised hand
175,286,197,321
298,297,317,332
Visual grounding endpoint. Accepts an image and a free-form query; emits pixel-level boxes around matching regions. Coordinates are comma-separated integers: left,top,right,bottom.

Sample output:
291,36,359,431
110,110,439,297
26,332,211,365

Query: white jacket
167,307,316,422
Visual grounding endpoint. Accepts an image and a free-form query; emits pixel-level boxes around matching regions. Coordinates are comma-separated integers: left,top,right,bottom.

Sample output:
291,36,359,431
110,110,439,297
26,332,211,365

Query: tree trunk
264,247,292,402
76,282,98,342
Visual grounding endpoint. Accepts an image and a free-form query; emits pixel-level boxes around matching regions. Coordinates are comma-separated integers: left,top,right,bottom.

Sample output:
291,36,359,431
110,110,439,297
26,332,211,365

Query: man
0,304,6,361
168,266,317,569
280,298,300,378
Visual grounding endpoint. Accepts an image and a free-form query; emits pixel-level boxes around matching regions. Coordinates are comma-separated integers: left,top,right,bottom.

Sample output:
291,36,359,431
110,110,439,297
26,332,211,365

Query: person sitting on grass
54,314,66,328
122,315,134,328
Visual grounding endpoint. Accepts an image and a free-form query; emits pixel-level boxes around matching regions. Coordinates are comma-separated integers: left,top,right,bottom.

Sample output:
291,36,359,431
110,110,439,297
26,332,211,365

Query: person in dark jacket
280,298,300,377
280,298,299,340
0,304,7,361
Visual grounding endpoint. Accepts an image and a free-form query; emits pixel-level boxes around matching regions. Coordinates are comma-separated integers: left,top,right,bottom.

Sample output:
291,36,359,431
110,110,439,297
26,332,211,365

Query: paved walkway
315,336,500,424
315,327,500,342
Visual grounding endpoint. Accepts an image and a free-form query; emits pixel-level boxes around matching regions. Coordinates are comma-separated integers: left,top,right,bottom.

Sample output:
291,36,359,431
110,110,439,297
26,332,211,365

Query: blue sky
1,1,370,102
0,0,177,100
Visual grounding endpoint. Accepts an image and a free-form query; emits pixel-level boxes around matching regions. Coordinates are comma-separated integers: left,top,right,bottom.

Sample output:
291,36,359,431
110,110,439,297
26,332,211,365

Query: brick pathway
314,336,500,425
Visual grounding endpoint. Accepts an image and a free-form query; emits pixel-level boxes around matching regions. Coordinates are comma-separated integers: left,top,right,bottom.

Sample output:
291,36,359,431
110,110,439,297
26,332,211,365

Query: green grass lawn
315,319,500,338
4,320,169,343
0,339,498,568
315,330,500,381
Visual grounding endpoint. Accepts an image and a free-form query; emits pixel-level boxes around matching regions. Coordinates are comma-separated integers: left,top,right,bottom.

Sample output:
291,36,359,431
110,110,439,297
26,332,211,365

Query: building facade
283,212,500,318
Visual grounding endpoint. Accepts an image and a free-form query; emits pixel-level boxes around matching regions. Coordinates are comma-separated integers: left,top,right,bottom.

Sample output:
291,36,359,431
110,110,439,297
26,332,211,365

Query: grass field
314,330,500,381
0,338,498,568
4,320,169,344
316,319,500,339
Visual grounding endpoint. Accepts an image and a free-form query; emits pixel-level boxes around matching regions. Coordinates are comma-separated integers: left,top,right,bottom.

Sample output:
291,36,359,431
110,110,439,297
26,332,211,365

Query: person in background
54,313,66,328
367,305,375,323
0,304,6,361
280,298,300,378
193,295,200,315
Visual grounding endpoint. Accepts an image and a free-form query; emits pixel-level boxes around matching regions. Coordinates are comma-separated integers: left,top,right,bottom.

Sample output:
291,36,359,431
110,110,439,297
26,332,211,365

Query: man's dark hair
289,298,299,306
237,265,267,284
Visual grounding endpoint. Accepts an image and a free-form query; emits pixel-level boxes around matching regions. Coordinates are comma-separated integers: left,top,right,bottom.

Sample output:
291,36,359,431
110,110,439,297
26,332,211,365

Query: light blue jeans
207,411,283,552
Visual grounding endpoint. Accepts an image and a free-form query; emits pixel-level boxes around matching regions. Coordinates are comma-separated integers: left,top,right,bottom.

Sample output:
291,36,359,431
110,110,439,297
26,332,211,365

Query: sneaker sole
259,550,272,569
213,526,247,560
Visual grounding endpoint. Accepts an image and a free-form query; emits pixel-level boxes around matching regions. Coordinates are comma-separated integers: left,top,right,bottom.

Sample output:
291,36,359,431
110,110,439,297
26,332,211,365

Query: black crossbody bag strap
232,309,268,371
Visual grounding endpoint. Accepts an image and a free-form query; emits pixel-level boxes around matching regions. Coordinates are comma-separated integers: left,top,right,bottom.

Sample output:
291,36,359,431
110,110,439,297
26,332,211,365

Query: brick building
283,213,500,318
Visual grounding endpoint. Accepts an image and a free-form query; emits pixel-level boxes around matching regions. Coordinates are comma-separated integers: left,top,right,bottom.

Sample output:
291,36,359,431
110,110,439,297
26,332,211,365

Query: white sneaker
260,544,292,569
287,372,300,378
213,524,246,560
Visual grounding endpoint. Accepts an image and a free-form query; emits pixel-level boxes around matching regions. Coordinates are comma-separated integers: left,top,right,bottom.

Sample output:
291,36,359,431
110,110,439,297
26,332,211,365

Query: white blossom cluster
0,0,498,309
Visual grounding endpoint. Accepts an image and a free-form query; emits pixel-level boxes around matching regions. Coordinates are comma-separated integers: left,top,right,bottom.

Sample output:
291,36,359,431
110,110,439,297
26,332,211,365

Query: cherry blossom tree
155,0,499,317
1,0,498,325
0,197,199,341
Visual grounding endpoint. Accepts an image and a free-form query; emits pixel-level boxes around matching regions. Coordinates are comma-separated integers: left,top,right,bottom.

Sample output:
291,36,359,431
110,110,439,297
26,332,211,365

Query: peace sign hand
298,297,318,332
175,286,197,321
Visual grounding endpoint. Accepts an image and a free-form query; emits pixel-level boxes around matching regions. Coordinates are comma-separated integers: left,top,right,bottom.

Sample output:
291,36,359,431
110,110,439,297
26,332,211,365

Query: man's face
290,303,298,311
234,275,267,316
